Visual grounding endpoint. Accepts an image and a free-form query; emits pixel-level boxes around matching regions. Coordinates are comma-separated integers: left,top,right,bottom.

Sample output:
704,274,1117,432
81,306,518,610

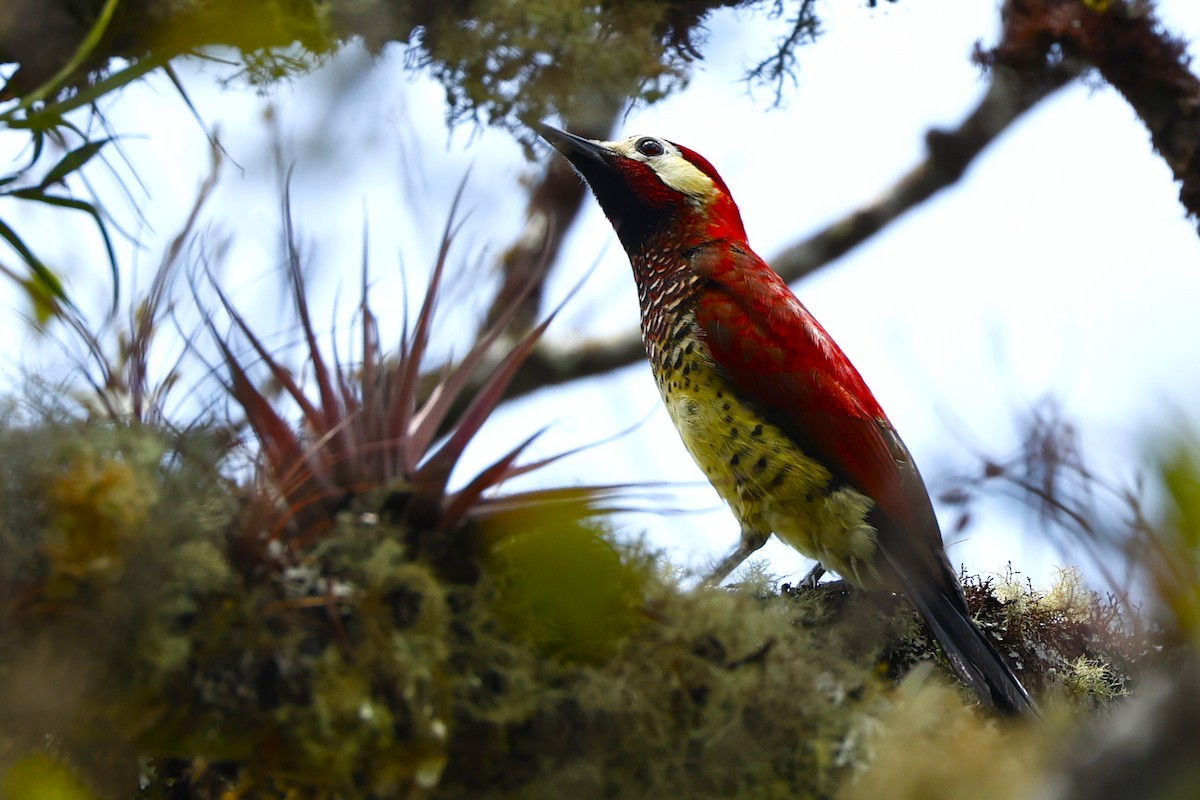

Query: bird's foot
701,527,770,588
799,563,826,591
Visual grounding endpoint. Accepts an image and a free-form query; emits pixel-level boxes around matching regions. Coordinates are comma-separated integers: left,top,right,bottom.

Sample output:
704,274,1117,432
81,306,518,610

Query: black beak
534,122,651,248
533,122,616,173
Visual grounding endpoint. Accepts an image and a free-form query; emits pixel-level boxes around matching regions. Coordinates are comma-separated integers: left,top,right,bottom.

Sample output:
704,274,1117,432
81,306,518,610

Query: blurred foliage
843,670,1050,800
52,140,220,428
406,0,718,132
479,502,645,662
1152,436,1200,639
1,752,99,800
945,399,1200,650
0,0,135,324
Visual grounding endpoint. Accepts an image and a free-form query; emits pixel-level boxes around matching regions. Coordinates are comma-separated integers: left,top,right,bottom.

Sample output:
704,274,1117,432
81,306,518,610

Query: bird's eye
636,137,665,157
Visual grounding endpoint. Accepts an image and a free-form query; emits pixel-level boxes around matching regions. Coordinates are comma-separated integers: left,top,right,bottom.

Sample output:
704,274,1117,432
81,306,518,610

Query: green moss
0,418,236,795
1,752,99,800
842,669,1048,800
0,410,1177,799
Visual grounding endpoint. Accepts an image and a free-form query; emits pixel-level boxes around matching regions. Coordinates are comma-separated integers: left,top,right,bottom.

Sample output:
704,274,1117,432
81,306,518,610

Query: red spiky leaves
211,185,578,567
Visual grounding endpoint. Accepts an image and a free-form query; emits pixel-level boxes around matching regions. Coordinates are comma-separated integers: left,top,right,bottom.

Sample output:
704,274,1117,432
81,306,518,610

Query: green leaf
9,191,120,306
39,138,112,188
24,130,46,174
6,57,163,132
0,260,63,328
0,216,72,309
21,276,62,327
0,216,48,272
3,129,47,176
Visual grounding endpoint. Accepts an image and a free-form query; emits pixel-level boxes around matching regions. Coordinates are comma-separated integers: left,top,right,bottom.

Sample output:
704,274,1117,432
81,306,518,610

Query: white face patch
601,135,716,199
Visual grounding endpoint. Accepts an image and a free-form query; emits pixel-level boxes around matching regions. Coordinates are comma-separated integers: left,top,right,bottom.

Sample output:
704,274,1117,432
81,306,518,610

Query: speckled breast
643,312,881,585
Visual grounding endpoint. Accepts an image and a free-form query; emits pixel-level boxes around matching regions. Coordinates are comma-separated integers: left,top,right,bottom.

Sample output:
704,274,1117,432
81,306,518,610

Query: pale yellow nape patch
604,135,716,199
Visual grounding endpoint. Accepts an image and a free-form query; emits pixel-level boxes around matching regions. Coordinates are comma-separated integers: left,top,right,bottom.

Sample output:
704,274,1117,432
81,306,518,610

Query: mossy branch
983,0,1200,230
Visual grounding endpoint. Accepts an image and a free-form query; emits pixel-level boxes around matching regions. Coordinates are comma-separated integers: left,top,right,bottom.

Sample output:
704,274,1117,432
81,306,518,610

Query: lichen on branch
0,0,830,133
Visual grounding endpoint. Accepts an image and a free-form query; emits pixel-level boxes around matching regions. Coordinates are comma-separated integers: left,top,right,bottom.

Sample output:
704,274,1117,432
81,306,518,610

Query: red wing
689,244,939,545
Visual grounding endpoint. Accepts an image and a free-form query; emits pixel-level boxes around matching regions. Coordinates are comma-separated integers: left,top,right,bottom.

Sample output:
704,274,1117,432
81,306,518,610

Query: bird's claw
799,563,826,591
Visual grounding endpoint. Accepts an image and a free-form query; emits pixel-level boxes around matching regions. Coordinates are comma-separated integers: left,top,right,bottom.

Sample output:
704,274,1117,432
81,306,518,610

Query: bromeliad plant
0,176,654,798
209,186,616,577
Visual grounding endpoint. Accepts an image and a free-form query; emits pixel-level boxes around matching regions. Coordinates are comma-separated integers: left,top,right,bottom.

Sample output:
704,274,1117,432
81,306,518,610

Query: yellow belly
653,337,880,585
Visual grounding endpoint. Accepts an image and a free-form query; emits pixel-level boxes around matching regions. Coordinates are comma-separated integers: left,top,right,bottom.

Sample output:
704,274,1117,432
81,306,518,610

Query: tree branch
471,334,649,400
771,59,1081,283
985,0,1200,230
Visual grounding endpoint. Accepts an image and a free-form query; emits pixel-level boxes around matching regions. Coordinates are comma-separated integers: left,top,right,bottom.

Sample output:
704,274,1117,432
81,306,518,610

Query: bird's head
535,123,747,253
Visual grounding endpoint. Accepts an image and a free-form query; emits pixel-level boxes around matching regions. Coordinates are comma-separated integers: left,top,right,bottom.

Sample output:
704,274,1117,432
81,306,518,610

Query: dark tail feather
909,588,1037,716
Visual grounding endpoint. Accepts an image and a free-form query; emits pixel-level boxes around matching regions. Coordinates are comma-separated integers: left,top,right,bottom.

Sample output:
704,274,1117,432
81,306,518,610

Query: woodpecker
536,123,1035,716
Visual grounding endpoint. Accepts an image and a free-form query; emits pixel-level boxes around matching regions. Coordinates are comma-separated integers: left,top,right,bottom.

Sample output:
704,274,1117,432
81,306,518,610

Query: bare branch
743,0,822,105
771,59,1081,283
493,334,647,397
423,333,647,434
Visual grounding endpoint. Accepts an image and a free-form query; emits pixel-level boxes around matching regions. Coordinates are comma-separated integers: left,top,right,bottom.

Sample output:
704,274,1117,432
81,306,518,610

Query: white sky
3,0,1200,592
